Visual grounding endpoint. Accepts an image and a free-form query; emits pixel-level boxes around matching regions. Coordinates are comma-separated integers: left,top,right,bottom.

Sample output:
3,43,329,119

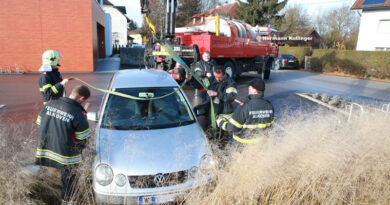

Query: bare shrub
66,129,97,205
2,110,390,205
0,122,54,204
0,121,96,205
186,111,390,204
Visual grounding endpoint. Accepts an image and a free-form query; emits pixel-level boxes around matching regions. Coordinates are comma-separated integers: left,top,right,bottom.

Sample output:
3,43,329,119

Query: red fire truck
141,0,279,80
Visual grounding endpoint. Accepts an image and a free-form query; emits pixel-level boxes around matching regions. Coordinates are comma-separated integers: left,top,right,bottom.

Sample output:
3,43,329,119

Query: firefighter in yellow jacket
36,85,91,204
217,78,274,145
38,50,70,104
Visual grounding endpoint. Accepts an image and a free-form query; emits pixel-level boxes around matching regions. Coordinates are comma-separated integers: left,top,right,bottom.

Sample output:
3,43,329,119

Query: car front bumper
94,175,214,204
94,189,186,204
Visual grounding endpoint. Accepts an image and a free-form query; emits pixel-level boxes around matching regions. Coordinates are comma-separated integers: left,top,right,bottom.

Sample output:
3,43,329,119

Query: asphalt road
1,69,389,138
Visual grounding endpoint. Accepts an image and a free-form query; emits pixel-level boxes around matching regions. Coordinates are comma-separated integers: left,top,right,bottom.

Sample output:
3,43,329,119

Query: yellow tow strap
144,16,156,37
161,44,217,139
68,77,178,101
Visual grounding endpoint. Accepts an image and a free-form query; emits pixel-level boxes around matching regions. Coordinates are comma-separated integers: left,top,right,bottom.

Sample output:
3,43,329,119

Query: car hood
95,122,210,175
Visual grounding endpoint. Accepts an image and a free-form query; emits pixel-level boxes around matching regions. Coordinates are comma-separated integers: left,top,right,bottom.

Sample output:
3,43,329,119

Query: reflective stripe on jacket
36,149,82,165
220,95,274,143
38,69,64,103
36,97,90,168
191,75,238,117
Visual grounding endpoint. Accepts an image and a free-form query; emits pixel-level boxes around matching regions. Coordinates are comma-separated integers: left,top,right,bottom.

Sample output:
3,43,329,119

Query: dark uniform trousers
38,68,65,104
219,94,274,147
60,165,78,204
36,97,90,204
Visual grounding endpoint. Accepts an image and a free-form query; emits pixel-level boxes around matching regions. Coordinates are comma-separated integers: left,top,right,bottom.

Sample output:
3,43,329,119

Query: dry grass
0,121,96,205
0,122,47,204
1,110,390,204
186,111,390,205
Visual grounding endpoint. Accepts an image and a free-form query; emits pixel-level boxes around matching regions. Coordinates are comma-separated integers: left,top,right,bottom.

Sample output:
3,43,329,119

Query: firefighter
38,50,70,104
217,78,274,145
35,85,91,205
189,65,238,130
194,51,216,78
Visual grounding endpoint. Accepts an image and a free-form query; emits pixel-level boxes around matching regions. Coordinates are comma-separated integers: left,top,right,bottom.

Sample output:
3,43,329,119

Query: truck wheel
224,61,236,79
254,56,265,79
264,61,272,80
257,65,265,80
193,45,200,62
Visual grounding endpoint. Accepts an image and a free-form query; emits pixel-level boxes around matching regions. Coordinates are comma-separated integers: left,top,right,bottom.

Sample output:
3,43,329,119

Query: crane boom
140,0,200,80
140,0,177,39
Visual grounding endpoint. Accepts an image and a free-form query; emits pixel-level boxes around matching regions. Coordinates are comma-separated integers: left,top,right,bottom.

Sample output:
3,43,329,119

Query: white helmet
39,50,62,72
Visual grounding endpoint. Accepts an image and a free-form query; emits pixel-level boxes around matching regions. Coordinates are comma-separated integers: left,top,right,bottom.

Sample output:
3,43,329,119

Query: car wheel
223,61,236,79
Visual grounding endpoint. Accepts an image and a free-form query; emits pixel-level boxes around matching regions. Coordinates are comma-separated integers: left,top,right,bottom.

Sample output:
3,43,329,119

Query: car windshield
101,87,195,130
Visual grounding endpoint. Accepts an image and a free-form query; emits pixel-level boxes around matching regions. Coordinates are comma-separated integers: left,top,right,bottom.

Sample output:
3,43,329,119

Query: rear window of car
101,87,195,130
279,55,295,59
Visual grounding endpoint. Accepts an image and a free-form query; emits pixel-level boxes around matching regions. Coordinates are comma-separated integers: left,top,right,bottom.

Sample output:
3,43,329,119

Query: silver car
88,69,215,204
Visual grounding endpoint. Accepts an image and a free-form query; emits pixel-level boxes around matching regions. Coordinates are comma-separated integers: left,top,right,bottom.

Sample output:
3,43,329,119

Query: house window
95,0,103,8
378,20,390,34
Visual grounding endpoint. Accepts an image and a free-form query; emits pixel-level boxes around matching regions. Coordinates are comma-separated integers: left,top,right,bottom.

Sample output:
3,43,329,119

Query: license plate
288,60,294,62
138,196,156,204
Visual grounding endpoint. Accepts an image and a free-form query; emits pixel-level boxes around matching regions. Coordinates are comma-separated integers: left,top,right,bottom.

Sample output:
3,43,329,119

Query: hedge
279,46,311,68
310,49,390,79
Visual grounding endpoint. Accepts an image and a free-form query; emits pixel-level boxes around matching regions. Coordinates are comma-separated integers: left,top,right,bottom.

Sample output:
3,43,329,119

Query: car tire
223,61,236,79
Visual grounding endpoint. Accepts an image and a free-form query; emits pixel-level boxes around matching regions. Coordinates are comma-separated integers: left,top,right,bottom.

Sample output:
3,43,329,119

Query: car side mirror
87,112,98,122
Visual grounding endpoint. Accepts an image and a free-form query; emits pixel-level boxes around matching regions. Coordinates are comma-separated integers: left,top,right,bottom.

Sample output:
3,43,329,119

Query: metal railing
0,64,24,74
382,103,390,114
347,103,365,121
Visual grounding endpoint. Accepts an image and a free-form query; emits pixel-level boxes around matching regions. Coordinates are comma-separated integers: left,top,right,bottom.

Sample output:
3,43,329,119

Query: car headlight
189,166,198,178
115,174,127,187
95,164,113,186
199,154,215,175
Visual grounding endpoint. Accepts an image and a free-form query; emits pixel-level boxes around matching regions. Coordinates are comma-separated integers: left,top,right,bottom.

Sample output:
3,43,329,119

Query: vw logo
154,174,166,187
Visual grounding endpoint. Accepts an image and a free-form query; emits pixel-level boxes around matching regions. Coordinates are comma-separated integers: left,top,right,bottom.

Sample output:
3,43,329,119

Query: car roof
110,69,179,89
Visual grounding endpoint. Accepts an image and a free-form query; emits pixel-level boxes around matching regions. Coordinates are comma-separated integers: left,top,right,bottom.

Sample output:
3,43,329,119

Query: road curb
296,93,390,119
297,70,390,84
